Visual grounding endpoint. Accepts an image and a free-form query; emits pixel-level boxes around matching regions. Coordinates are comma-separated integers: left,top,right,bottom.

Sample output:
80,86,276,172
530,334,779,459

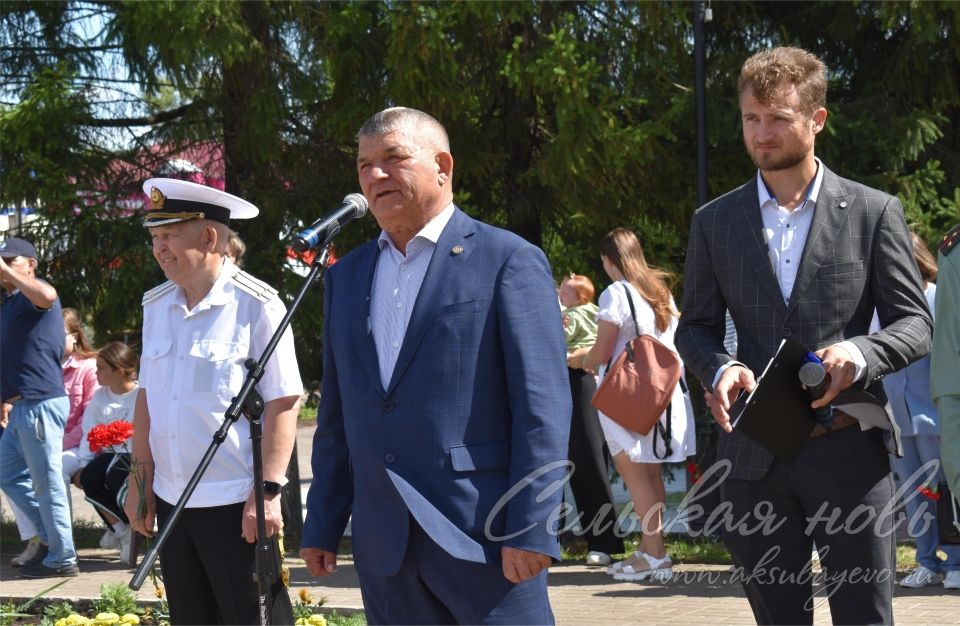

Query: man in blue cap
0,236,78,578
123,179,302,625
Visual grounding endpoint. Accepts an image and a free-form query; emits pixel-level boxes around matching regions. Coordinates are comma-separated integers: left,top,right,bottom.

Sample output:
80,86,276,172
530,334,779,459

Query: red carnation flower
87,420,134,454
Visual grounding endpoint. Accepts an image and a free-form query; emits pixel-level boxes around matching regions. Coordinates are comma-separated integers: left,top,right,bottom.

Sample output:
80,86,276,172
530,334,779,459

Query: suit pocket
450,442,510,471
438,299,480,318
818,259,864,276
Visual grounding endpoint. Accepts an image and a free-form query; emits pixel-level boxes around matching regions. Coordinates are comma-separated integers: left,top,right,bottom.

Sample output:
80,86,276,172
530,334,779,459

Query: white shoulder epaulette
231,270,278,303
142,281,175,306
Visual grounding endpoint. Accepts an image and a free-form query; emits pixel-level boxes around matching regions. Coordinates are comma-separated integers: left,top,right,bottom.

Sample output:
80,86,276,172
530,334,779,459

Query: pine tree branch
82,103,194,127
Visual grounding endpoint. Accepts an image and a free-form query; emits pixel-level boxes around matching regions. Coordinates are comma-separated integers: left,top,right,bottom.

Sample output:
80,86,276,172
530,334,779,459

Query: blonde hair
599,228,676,333
227,230,246,267
738,47,827,117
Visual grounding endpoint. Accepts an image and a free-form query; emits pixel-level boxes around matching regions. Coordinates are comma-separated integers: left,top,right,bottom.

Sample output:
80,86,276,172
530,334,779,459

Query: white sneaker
117,527,133,564
900,565,943,588
585,551,611,566
99,529,120,550
10,536,43,567
944,570,960,590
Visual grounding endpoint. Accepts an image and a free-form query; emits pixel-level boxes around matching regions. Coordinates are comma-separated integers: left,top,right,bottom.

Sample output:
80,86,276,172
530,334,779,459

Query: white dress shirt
757,161,822,305
371,203,455,389
714,160,866,387
140,261,302,507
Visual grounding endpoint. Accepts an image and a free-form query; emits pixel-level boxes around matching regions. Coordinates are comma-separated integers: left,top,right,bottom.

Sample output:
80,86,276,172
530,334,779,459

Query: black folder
730,337,818,462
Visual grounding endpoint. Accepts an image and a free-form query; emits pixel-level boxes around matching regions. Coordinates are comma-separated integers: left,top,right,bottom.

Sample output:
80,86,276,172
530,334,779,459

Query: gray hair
357,107,450,152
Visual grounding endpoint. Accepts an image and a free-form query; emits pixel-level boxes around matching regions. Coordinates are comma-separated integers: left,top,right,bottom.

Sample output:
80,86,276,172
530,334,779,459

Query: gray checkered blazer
675,166,933,480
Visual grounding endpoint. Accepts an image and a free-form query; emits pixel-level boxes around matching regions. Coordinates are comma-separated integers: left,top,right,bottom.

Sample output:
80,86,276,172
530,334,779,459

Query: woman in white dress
582,227,695,582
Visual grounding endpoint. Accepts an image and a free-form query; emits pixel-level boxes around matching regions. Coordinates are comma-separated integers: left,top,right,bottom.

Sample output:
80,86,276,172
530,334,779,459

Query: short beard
747,144,808,172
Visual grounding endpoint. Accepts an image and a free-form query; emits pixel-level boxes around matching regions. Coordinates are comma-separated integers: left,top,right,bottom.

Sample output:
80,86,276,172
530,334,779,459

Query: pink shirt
62,355,99,450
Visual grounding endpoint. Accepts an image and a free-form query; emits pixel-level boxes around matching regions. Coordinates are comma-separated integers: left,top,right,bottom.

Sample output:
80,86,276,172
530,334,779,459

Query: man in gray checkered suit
676,47,932,624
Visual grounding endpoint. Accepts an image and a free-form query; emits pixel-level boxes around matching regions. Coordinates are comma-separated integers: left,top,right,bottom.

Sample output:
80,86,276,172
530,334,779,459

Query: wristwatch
263,481,283,498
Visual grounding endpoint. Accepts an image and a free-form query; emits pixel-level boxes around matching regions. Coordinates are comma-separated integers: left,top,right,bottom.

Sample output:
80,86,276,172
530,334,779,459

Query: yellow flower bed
55,613,140,626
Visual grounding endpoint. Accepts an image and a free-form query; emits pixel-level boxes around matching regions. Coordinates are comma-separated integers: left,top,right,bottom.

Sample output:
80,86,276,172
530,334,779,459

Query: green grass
326,611,366,626
561,533,732,564
563,532,924,571
298,404,317,423
1,516,103,550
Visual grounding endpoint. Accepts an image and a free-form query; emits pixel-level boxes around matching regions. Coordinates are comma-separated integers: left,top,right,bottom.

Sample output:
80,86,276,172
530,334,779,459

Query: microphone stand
130,245,334,626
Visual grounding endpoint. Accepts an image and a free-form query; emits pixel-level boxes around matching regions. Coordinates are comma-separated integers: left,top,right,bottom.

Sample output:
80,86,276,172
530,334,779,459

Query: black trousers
156,497,292,625
79,453,130,526
565,367,624,555
720,427,895,625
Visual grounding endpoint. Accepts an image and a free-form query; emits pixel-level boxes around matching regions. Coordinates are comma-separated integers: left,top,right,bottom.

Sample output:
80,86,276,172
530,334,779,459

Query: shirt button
384,453,396,464
382,400,395,412
172,395,178,400
396,302,402,309
392,340,400,348
400,264,406,270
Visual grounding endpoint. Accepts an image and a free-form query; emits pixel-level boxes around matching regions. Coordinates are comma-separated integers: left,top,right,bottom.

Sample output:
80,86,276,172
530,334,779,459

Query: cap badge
150,187,166,211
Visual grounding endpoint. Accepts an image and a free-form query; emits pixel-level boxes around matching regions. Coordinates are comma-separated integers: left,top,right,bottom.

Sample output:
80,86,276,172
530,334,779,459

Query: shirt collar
171,258,236,311
756,157,824,210
377,203,456,252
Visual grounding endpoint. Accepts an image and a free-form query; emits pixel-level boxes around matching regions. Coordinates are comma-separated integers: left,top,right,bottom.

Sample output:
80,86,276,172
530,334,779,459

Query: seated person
75,342,139,562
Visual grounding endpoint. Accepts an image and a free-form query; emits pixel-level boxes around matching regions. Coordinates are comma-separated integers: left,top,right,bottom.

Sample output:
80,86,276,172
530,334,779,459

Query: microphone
291,193,368,252
798,361,833,424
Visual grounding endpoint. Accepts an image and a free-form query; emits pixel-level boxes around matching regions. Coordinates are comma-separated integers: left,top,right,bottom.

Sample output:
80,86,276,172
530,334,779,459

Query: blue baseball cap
0,237,38,260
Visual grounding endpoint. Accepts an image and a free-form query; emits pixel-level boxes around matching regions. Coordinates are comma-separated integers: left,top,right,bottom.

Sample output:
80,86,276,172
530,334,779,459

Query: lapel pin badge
451,245,464,255
839,201,848,209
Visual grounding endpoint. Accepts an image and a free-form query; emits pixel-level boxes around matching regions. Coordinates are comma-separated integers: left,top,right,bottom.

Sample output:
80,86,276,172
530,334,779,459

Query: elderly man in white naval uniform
123,178,302,625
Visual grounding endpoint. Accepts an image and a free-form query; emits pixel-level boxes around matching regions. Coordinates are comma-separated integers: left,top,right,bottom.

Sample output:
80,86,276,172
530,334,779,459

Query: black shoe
19,562,79,578
18,542,48,568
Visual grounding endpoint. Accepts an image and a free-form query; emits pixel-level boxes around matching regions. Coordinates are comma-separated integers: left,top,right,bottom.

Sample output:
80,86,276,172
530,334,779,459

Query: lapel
347,241,386,396
785,166,852,318
734,176,788,314
385,207,477,395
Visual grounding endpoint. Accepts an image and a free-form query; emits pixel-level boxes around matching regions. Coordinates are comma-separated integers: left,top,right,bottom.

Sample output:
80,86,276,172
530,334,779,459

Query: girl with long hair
583,228,696,582
76,341,140,563
61,308,100,475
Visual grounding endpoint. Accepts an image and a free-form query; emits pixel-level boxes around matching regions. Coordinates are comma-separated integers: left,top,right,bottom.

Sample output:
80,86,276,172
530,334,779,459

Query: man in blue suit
300,107,572,625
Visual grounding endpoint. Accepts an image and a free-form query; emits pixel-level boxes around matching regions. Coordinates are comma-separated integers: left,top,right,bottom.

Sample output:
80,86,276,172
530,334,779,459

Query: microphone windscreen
343,193,369,217
798,361,826,387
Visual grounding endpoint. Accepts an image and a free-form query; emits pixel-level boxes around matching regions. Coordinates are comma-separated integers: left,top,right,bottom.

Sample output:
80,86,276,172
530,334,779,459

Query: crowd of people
1,44,959,626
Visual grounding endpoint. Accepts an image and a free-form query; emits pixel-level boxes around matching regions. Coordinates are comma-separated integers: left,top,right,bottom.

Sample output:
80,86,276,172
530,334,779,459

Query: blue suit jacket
302,207,572,577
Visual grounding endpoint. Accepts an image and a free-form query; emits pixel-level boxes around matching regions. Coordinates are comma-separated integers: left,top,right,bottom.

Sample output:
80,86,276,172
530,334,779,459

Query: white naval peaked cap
141,178,259,228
